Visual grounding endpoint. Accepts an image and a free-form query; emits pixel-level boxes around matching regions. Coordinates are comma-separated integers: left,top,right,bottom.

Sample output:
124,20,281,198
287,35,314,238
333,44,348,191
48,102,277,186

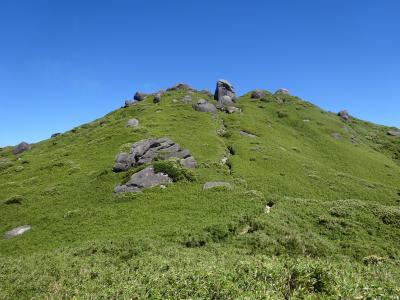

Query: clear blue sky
1,0,399,147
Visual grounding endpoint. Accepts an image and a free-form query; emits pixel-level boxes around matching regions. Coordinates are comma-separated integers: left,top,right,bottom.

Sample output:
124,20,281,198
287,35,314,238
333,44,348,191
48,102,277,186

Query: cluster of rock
113,137,196,193
12,142,30,155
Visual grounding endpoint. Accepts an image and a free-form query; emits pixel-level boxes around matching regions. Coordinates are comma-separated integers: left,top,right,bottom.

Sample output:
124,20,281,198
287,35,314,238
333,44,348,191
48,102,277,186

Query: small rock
126,118,139,127
134,92,146,101
214,79,236,101
192,99,217,113
3,225,31,239
203,182,232,190
338,110,350,121
331,132,341,140
275,88,290,95
12,142,31,155
172,99,178,103
240,131,257,138
51,133,61,138
251,89,265,99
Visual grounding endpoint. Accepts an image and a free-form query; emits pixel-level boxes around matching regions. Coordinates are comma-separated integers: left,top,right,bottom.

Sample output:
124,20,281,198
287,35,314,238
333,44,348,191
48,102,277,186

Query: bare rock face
134,92,146,101
192,99,217,113
3,225,31,239
338,110,350,121
214,79,236,101
275,88,290,95
12,142,31,155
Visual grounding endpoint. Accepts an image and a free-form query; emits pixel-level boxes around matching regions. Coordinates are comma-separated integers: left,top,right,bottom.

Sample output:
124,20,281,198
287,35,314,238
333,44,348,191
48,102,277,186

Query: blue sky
0,0,399,147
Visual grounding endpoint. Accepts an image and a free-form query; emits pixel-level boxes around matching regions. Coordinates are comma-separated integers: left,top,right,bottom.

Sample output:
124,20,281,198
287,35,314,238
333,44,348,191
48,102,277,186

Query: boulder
124,100,135,107
203,182,232,190
226,106,241,114
134,92,146,101
275,88,290,95
126,118,139,127
114,166,172,193
387,130,400,137
153,93,161,104
192,99,217,113
214,79,236,101
12,142,31,155
251,89,266,99
338,110,350,121
3,225,31,239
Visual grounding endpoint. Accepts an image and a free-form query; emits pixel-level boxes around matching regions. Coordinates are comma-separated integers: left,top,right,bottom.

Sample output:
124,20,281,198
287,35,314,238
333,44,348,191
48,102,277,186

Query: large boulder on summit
12,142,31,155
214,79,236,101
134,92,146,101
338,110,350,121
192,99,217,113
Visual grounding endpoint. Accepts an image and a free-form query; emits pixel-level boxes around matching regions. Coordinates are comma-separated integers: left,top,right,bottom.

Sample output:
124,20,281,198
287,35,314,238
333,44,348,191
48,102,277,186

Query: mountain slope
1,86,399,299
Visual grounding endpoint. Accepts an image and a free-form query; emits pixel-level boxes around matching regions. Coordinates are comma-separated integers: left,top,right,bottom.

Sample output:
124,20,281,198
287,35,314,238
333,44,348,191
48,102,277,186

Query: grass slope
0,88,399,299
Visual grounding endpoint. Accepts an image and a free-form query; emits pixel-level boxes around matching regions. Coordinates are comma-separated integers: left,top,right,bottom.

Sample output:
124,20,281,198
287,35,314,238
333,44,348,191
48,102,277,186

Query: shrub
153,159,195,182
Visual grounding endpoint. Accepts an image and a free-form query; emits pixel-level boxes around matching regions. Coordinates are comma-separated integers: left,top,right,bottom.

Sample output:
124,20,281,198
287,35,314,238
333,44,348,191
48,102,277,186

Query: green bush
153,159,195,182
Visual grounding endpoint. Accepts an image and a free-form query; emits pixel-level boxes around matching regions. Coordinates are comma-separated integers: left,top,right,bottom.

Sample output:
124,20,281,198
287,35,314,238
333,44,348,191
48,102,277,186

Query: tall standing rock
214,79,236,102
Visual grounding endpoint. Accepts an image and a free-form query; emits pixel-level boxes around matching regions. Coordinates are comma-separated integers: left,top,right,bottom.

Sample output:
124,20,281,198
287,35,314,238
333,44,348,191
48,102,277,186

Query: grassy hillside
1,87,399,299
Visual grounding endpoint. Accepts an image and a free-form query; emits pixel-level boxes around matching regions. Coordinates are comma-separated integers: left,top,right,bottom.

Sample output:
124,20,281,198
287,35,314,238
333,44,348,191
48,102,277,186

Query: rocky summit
1,79,400,299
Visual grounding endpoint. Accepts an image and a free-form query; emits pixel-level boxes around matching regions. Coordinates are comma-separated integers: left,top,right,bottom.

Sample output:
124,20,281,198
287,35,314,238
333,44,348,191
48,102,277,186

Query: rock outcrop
113,137,196,173
12,142,31,155
214,79,236,101
3,225,31,239
192,99,217,113
51,133,61,138
338,110,350,121
114,166,172,193
134,92,146,101
251,89,266,99
167,83,194,92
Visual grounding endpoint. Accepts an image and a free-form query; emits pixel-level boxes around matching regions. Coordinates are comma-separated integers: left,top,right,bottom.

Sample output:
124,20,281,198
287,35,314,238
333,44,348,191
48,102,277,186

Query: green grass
0,89,399,299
